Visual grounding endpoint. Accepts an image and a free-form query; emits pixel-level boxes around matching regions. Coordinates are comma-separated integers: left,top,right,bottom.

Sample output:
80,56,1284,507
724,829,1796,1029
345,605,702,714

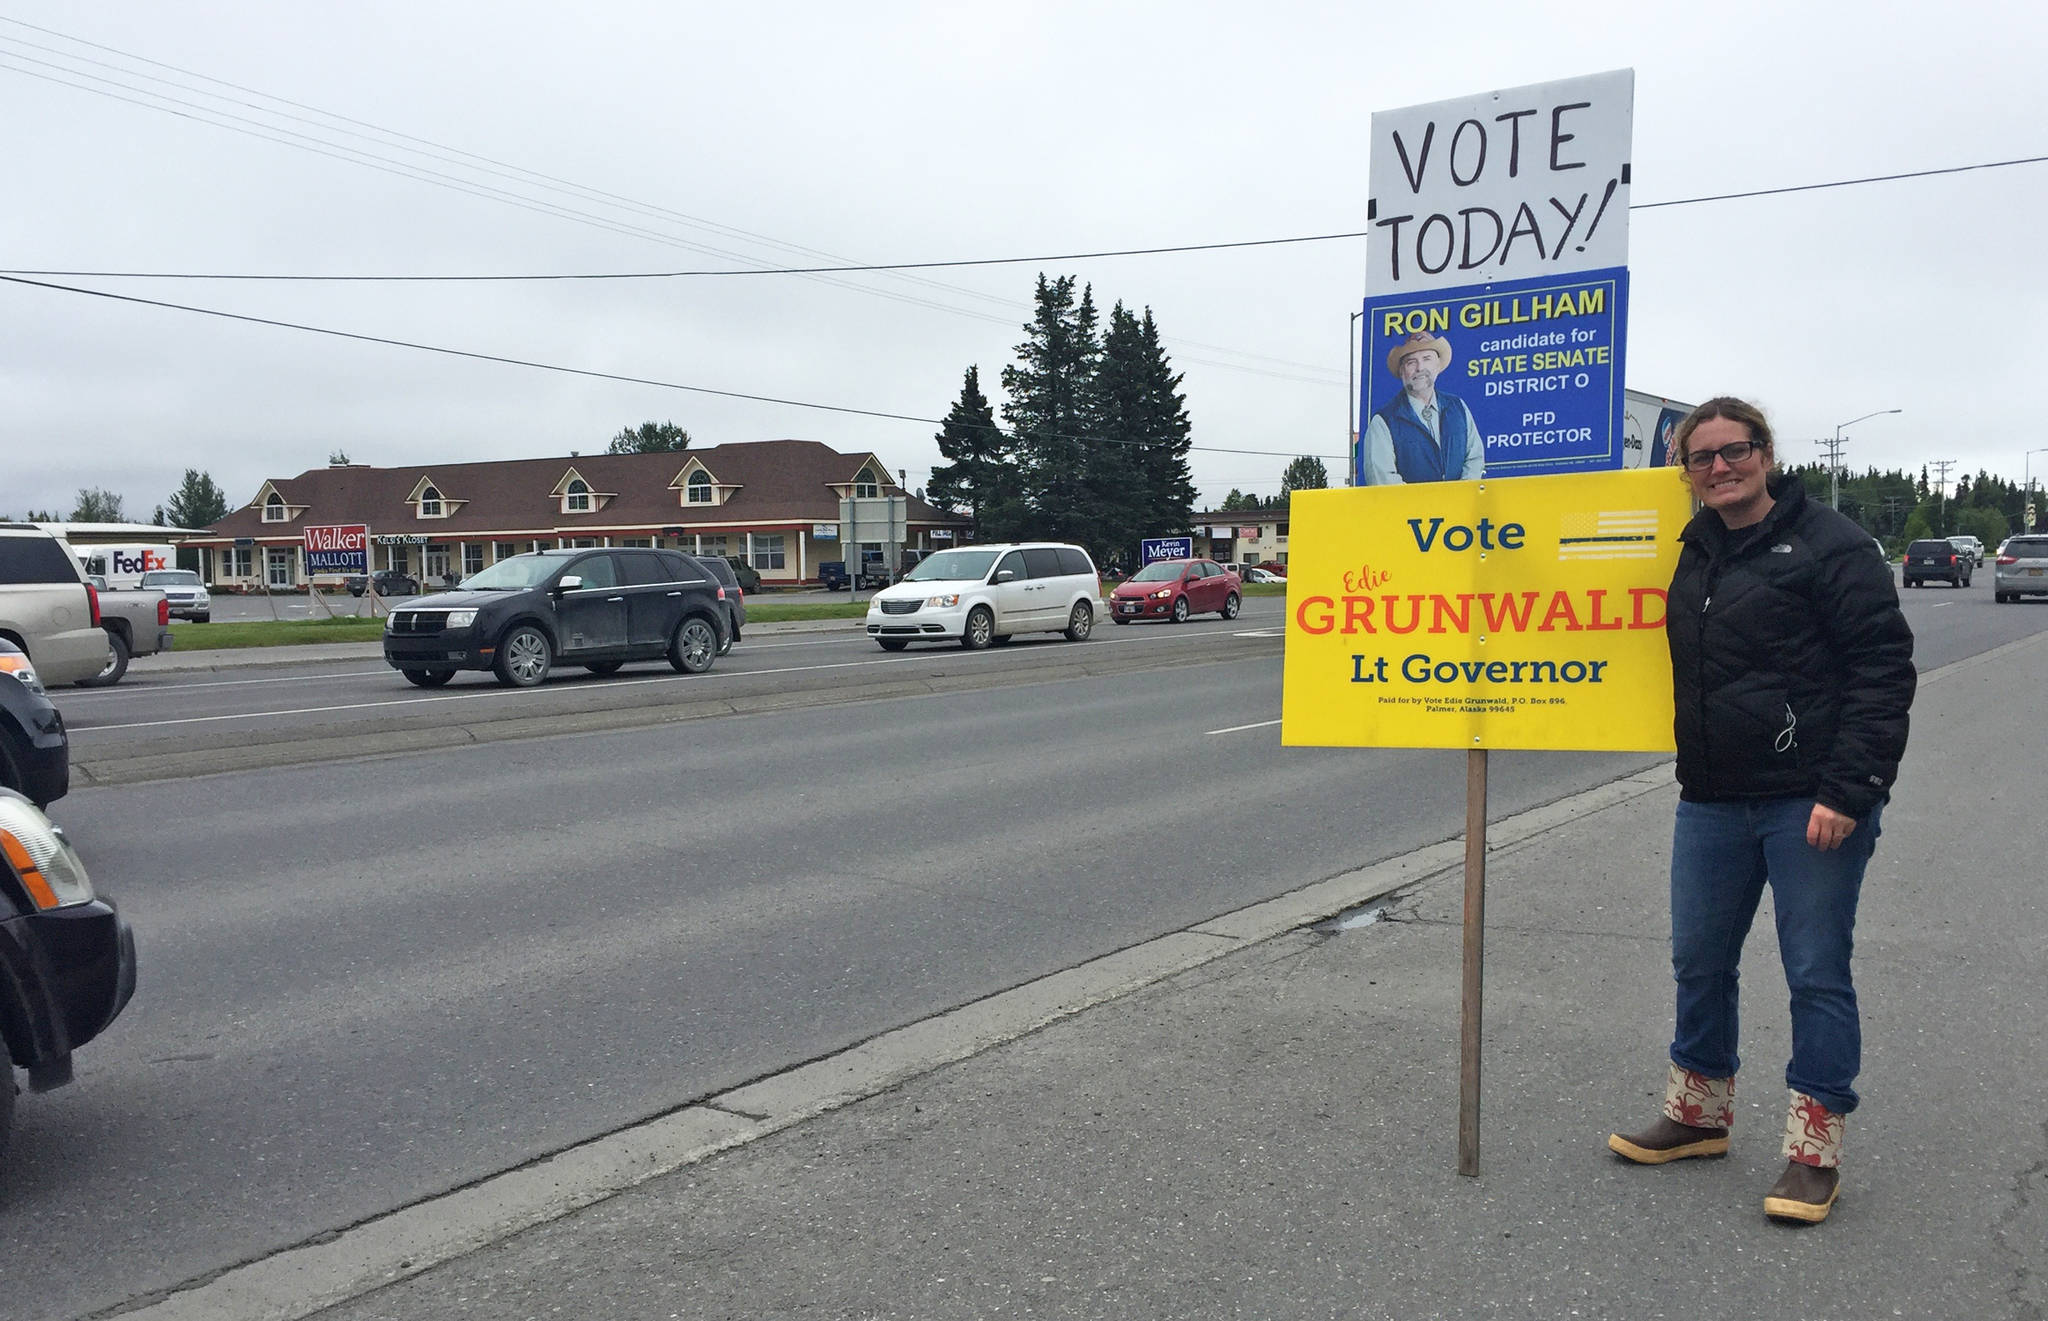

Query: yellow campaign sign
1281,469,1692,751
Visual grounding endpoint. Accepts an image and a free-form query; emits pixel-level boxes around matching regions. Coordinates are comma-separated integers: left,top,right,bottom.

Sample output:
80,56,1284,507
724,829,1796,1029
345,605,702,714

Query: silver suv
0,526,111,688
1993,534,2048,603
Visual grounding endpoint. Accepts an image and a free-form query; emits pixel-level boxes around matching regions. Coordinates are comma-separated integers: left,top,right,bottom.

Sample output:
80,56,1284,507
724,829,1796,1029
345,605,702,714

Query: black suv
1903,538,1971,588
382,548,728,688
0,649,67,808
1,786,138,1162
346,570,420,598
686,555,746,655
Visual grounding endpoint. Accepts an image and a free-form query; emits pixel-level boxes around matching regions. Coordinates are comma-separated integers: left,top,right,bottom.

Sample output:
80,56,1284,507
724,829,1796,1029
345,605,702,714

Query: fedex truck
73,543,179,589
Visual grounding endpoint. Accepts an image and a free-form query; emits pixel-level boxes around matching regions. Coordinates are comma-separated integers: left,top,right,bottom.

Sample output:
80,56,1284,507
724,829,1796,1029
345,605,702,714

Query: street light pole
1827,408,1903,511
2025,446,2048,532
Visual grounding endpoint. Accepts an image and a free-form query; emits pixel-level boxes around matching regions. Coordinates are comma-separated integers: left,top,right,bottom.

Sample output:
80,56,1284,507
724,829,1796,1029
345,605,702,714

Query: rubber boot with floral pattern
1764,1091,1844,1223
1608,1063,1734,1164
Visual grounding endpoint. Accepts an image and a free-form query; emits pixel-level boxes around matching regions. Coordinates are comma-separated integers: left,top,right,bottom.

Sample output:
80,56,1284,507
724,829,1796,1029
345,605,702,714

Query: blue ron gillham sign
1141,537,1193,563
1357,266,1629,484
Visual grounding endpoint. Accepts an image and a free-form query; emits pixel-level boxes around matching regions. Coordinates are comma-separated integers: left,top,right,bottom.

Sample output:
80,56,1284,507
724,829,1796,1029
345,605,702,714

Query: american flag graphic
1557,509,1661,560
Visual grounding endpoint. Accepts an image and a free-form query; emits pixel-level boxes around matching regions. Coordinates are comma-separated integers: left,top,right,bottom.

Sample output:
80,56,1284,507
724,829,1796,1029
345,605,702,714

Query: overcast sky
5,1,2045,524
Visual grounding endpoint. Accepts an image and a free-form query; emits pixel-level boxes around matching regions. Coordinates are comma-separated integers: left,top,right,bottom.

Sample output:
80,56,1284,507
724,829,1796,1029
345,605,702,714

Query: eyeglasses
1683,440,1762,471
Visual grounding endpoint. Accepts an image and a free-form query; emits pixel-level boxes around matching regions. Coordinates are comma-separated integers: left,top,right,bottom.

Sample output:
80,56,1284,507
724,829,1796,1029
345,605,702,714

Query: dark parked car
381,548,727,688
0,786,138,1163
686,554,747,655
0,643,68,808
346,570,420,598
819,561,851,591
720,556,762,595
1109,558,1242,624
1903,538,1971,588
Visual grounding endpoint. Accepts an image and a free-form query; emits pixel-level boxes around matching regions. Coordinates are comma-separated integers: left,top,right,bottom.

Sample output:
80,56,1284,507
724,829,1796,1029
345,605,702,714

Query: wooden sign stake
1458,746,1489,1176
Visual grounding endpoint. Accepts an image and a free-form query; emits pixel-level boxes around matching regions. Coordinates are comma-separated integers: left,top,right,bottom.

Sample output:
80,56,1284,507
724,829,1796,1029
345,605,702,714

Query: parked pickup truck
81,577,173,687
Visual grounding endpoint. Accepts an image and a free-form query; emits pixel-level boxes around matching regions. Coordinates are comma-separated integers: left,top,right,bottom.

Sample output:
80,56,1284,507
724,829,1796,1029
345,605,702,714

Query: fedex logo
111,550,167,574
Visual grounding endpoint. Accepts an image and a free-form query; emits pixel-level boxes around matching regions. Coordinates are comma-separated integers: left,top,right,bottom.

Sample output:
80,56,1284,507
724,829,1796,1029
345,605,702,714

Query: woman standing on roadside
1607,397,1915,1224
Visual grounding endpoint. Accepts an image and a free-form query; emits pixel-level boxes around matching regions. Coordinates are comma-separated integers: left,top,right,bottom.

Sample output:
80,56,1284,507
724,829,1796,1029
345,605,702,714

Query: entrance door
265,548,295,589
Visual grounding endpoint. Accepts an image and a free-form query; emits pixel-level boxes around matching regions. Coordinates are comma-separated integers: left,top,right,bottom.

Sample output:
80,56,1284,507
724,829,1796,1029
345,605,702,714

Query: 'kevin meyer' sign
1281,470,1689,752
1356,69,1634,486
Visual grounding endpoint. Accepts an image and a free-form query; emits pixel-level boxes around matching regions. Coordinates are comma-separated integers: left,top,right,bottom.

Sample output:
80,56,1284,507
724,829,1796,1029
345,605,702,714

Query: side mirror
995,569,1016,583
555,575,583,593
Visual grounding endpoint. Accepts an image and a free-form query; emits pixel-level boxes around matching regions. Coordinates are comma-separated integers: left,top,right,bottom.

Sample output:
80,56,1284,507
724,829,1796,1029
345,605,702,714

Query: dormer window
565,478,592,513
262,492,287,522
855,467,882,498
686,472,714,504
419,485,444,518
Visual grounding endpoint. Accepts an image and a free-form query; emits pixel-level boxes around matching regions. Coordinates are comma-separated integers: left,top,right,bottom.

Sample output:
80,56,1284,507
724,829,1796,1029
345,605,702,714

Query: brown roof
195,440,967,541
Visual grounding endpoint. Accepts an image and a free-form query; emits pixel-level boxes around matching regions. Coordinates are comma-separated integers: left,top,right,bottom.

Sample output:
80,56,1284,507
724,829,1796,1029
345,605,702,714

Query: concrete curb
107,764,1674,1321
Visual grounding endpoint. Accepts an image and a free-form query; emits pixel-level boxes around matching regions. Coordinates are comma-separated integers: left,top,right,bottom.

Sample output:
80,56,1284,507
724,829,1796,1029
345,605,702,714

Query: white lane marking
1931,602,1954,608
81,615,1289,732
1207,718,1280,735
1234,629,1284,638
81,654,927,732
77,633,860,698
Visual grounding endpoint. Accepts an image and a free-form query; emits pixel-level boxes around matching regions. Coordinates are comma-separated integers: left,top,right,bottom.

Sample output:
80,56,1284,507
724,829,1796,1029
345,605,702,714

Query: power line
7,158,2044,285
0,272,1351,465
0,20,1344,384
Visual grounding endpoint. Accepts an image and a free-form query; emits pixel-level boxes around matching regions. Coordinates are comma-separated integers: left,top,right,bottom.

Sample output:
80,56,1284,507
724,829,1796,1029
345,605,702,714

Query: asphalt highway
3,581,2038,1321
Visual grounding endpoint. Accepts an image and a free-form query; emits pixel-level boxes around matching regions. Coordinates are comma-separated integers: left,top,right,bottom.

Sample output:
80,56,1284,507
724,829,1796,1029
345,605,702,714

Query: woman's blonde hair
1670,396,1775,481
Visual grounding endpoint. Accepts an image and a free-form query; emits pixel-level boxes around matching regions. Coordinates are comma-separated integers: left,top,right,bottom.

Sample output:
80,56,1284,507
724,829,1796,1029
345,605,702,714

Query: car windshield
460,553,575,589
1908,542,1951,554
1130,561,1188,582
903,549,1000,582
140,570,201,586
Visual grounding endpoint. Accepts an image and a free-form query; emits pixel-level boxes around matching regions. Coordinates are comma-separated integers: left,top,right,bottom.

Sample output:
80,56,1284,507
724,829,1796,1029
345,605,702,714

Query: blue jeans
1668,797,1882,1115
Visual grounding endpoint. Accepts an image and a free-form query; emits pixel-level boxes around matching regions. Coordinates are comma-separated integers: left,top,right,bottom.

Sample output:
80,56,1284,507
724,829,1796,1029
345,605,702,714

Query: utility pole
1931,459,1956,533
1815,434,1849,510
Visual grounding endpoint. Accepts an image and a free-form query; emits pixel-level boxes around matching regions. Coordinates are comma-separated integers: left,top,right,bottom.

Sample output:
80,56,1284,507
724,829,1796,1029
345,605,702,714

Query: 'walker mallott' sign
1281,469,1689,752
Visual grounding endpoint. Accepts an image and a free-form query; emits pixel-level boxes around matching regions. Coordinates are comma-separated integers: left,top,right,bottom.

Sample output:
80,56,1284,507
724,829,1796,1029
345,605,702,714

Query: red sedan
1109,558,1242,624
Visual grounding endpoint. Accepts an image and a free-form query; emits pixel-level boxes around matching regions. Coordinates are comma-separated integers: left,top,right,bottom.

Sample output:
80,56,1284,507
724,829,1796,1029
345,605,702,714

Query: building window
749,535,786,570
463,544,484,575
385,546,410,573
695,536,728,558
262,493,287,522
221,547,253,577
686,472,714,504
855,468,881,498
564,537,599,549
1277,523,1289,540
493,542,520,563
565,478,591,513
620,536,652,548
417,485,444,518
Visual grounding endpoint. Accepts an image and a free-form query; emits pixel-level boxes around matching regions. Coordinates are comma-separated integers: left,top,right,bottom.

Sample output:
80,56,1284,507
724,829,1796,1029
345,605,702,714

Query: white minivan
865,543,1099,650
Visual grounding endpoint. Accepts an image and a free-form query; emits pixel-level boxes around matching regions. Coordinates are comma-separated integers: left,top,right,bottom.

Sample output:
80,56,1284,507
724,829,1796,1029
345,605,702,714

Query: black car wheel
494,625,553,687
1220,593,1241,621
79,630,129,688
877,638,909,651
1064,601,1094,641
1170,596,1190,624
402,668,457,688
961,606,995,650
584,661,624,676
668,616,718,673
349,585,366,598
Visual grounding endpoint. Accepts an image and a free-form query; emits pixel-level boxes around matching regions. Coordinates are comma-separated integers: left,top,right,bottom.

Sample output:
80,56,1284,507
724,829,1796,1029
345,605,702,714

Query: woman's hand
1807,804,1857,851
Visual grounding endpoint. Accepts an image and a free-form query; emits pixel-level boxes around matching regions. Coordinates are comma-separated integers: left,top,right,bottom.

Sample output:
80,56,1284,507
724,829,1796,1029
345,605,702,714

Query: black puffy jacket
1666,474,1914,818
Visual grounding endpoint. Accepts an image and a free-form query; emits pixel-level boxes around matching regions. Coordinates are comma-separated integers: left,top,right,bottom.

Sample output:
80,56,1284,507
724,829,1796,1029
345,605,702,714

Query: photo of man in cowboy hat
1362,330,1486,485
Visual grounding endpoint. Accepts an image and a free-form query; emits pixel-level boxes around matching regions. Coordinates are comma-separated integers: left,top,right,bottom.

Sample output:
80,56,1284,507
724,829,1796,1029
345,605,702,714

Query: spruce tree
1083,302,1157,562
1281,455,1329,493
1001,275,1100,544
926,366,1022,538
1127,308,1196,537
